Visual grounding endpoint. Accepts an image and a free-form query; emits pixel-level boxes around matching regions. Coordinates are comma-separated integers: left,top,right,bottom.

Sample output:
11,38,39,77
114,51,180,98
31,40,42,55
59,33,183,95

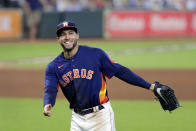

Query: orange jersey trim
99,73,108,104
57,83,60,91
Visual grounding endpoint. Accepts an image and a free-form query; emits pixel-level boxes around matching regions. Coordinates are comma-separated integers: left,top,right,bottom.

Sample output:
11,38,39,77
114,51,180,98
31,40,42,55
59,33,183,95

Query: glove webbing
161,88,180,111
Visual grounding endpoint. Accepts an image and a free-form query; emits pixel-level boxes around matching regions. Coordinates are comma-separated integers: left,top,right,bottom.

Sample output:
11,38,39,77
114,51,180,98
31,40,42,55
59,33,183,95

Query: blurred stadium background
0,0,196,131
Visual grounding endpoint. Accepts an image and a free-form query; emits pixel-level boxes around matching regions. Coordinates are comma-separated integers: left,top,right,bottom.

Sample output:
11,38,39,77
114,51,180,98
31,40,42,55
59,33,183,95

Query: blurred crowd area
1,0,196,40
1,0,196,11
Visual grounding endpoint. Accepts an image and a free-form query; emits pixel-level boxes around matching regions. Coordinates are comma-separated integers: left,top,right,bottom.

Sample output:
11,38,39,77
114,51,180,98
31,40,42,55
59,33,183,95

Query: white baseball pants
70,101,116,131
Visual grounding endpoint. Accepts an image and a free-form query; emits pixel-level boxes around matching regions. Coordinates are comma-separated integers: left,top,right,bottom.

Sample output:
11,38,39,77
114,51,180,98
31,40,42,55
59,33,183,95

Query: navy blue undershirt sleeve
114,65,151,89
97,48,121,78
43,63,58,107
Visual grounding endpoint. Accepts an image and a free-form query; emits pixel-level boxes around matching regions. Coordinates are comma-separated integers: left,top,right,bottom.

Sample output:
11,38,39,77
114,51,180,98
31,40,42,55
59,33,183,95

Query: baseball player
43,21,155,131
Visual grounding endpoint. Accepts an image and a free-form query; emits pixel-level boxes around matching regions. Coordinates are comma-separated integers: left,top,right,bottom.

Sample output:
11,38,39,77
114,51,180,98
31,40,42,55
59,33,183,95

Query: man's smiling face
57,30,79,51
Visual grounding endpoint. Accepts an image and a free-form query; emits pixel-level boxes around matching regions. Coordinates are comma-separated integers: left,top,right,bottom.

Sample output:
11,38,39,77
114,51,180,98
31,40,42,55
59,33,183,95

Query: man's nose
64,34,70,39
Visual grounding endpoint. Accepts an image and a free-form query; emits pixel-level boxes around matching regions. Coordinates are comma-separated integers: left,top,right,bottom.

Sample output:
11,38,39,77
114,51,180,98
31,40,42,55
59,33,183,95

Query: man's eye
60,33,65,36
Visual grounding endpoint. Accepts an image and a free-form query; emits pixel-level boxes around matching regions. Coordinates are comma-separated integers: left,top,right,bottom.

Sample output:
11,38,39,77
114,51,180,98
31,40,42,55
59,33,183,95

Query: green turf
0,43,61,61
0,39,196,69
0,98,195,131
115,48,196,69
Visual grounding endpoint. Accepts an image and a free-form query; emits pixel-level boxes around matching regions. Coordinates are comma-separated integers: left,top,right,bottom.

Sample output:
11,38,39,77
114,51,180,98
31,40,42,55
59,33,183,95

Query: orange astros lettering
81,69,87,78
62,69,94,85
66,71,73,80
73,69,80,78
86,70,94,80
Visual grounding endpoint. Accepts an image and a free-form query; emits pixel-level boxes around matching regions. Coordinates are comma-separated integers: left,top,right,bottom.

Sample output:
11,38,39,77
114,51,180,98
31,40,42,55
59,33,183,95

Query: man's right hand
43,104,52,117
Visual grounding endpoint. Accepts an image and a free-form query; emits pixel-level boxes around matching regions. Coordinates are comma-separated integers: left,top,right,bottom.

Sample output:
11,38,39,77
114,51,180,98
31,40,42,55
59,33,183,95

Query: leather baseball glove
153,81,180,112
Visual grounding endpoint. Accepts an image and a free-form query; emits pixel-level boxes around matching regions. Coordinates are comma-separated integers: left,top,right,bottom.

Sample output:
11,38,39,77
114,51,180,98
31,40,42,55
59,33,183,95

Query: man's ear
76,33,79,40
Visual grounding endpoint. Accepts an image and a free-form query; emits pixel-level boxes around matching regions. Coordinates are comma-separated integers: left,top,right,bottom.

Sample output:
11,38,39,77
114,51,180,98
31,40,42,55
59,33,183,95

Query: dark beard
61,42,77,52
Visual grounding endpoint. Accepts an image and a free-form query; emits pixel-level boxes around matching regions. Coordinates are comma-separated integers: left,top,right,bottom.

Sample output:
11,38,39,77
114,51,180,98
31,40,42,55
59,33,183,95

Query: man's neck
63,44,79,59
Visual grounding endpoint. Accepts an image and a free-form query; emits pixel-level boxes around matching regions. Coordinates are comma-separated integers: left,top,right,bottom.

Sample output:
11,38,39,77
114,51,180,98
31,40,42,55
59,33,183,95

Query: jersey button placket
71,59,75,68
